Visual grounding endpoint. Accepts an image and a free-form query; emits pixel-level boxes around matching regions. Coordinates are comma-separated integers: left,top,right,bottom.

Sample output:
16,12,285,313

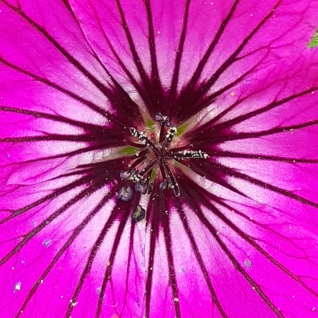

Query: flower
0,0,318,317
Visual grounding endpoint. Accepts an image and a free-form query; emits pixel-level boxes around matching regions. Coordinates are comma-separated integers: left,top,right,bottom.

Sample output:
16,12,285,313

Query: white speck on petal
14,282,21,291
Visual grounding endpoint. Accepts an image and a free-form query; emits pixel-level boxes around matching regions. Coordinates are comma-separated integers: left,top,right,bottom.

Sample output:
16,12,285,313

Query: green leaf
308,29,318,48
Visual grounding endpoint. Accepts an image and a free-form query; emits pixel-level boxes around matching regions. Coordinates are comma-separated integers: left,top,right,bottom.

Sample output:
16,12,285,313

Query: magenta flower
1,0,318,317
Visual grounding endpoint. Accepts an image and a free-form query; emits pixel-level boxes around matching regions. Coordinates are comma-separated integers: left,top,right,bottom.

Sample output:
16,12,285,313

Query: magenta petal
68,0,318,95
1,0,318,317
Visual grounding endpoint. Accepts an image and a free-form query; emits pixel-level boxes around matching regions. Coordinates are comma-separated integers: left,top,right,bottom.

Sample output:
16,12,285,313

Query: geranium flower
1,0,318,317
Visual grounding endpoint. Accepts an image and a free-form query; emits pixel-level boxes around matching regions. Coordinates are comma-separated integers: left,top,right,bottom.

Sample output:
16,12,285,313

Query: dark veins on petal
0,0,317,317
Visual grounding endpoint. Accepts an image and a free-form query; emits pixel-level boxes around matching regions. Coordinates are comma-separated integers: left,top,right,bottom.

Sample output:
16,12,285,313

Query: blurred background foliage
309,29,318,47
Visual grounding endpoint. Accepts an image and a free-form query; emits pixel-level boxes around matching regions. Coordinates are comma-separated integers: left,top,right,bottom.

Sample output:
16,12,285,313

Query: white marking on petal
14,282,21,291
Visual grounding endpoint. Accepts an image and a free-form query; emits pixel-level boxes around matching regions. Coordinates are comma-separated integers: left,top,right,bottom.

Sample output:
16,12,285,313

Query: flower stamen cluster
117,113,209,208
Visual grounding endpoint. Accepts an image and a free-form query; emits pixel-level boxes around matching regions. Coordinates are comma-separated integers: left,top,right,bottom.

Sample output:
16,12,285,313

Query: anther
159,180,170,190
120,170,131,180
117,186,133,201
155,112,171,127
135,181,148,194
162,160,180,197
132,205,146,222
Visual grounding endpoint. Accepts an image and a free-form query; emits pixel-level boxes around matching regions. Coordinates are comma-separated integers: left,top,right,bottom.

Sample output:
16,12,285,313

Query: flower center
117,113,208,214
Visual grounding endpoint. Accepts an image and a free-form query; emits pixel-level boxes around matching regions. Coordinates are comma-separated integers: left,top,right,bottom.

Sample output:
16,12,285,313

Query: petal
68,0,318,118
1,0,318,317
181,52,318,316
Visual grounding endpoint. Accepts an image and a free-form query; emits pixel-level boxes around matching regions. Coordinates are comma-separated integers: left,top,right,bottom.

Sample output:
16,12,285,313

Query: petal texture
0,0,318,318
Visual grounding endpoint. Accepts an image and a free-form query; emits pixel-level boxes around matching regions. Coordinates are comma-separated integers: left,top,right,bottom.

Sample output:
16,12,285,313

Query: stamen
119,170,131,180
119,115,208,205
129,127,146,143
167,150,209,160
159,180,171,190
120,168,140,182
161,126,177,153
117,186,133,201
139,157,161,177
131,169,143,183
155,112,171,127
135,181,149,194
132,205,146,222
161,159,180,197
130,127,160,155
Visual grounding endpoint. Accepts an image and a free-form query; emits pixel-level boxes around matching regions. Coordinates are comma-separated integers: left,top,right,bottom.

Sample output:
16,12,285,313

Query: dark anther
117,186,133,201
135,181,148,194
132,205,146,222
120,170,131,180
155,112,171,127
